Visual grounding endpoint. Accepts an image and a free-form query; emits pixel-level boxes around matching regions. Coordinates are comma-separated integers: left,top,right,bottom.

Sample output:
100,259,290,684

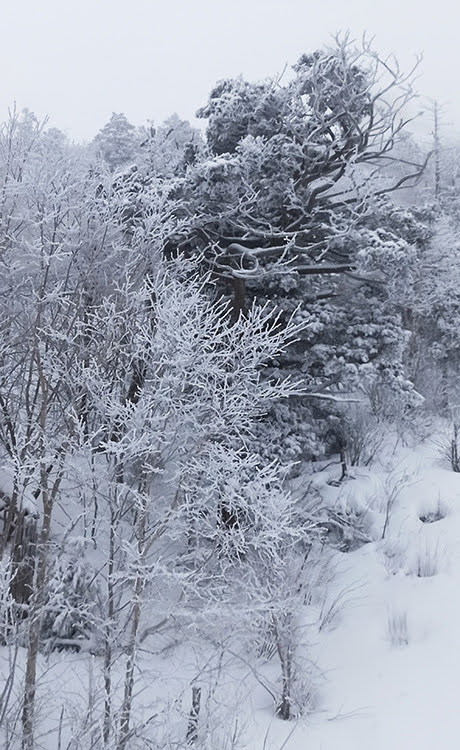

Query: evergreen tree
93,112,140,172
162,37,428,462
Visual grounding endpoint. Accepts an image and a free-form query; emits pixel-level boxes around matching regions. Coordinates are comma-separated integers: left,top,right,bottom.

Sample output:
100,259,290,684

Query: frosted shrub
367,380,428,446
319,492,375,552
41,548,96,649
386,608,409,647
410,540,442,578
449,423,460,472
437,422,460,472
0,559,17,645
419,496,447,524
380,467,417,539
334,404,385,468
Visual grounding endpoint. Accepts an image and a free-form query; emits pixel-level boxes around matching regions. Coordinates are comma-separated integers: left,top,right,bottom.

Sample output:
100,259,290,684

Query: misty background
2,0,457,141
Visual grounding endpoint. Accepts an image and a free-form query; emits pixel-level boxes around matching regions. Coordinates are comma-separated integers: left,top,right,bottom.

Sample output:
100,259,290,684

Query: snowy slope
3,434,460,749
252,436,460,750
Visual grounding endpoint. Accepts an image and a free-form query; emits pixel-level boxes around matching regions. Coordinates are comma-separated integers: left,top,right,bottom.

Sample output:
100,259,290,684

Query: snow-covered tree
73,253,307,744
0,109,139,748
143,36,428,464
0,108,315,746
93,112,140,172
138,113,203,178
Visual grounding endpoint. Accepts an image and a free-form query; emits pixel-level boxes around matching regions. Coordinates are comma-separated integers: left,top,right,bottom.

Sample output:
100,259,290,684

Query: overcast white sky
2,0,459,142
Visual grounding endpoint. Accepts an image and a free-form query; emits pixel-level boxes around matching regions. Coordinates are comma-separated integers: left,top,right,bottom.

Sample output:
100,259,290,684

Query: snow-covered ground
3,431,460,749
253,434,460,750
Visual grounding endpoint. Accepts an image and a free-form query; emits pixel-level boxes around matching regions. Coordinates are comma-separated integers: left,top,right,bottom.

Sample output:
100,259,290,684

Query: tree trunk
117,488,148,750
9,511,37,609
21,497,52,750
276,644,293,720
21,449,65,750
273,614,294,721
103,510,117,746
339,449,348,482
186,686,201,745
231,277,246,322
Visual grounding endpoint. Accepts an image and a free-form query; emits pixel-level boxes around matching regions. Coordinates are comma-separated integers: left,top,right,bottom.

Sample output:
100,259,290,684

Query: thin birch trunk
117,484,148,750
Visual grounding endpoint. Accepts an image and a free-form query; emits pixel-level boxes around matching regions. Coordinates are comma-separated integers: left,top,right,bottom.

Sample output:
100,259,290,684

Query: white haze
2,0,459,141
